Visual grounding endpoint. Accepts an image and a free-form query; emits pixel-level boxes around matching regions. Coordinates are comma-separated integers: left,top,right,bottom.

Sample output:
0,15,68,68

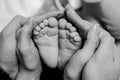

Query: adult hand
82,26,120,80
64,5,120,80
16,11,63,80
65,4,93,39
0,15,29,79
16,18,41,80
15,11,63,80
0,11,63,80
0,15,41,80
63,5,98,80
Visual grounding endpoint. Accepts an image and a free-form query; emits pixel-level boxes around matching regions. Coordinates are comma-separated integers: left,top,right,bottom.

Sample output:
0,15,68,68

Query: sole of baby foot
58,18,82,69
33,17,58,68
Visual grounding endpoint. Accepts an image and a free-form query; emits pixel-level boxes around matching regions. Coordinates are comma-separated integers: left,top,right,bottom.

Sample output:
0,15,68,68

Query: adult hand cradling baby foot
1,3,120,80
0,11,63,80
64,4,120,80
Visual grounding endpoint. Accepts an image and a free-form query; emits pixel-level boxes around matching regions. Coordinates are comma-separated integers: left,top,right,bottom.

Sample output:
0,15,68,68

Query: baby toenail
70,27,76,32
34,30,39,35
39,23,45,29
48,17,58,27
43,19,48,26
35,26,41,31
59,19,67,29
66,23,72,29
74,36,81,41
70,33,76,37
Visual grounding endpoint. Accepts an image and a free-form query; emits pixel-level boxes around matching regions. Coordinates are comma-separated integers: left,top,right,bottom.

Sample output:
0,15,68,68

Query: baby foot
33,17,58,68
58,18,82,68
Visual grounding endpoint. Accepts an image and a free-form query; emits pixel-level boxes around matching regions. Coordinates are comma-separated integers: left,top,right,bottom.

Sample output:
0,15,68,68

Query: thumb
16,20,41,80
65,4,93,36
17,19,41,70
64,24,99,80
82,24,99,54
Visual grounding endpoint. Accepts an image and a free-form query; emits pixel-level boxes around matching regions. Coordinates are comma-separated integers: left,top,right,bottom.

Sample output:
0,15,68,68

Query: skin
33,17,59,68
83,24,120,80
0,15,41,80
16,19,41,80
58,18,82,69
64,5,120,80
32,11,63,68
33,16,81,69
64,24,99,80
0,15,29,79
64,22,120,80
65,5,93,38
0,11,63,80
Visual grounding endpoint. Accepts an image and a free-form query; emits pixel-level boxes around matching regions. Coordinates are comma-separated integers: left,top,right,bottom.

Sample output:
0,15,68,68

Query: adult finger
32,11,64,25
17,20,41,71
1,15,28,37
65,4,93,35
0,15,28,79
64,24,99,80
94,26,115,60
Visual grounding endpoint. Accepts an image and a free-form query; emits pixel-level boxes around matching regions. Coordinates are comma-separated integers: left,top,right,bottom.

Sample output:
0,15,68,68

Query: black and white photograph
0,0,120,80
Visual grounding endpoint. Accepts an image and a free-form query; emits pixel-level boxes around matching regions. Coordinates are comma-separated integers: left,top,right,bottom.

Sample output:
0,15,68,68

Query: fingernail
93,24,99,45
91,23,99,36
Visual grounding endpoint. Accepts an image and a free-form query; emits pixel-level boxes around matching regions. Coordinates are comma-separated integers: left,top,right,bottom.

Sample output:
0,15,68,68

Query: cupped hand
83,26,120,80
0,15,29,79
63,5,120,80
0,11,63,80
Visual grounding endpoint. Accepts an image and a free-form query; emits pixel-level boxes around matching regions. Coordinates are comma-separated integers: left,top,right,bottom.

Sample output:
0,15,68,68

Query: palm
83,41,120,80
0,27,18,79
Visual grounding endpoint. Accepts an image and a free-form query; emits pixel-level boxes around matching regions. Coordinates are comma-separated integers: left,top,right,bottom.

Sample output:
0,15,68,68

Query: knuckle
105,35,115,43
20,28,30,35
0,29,10,38
79,52,90,64
13,15,27,25
13,15,24,21
20,19,33,34
0,15,26,39
65,68,78,80
21,28,27,34
99,30,115,42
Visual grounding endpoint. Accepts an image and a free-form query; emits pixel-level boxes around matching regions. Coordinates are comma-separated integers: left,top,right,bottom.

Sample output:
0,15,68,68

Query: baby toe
59,18,67,29
66,23,72,29
43,19,48,26
39,23,45,29
33,30,39,35
70,32,79,38
74,36,81,42
69,26,76,32
35,26,41,31
48,17,58,28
